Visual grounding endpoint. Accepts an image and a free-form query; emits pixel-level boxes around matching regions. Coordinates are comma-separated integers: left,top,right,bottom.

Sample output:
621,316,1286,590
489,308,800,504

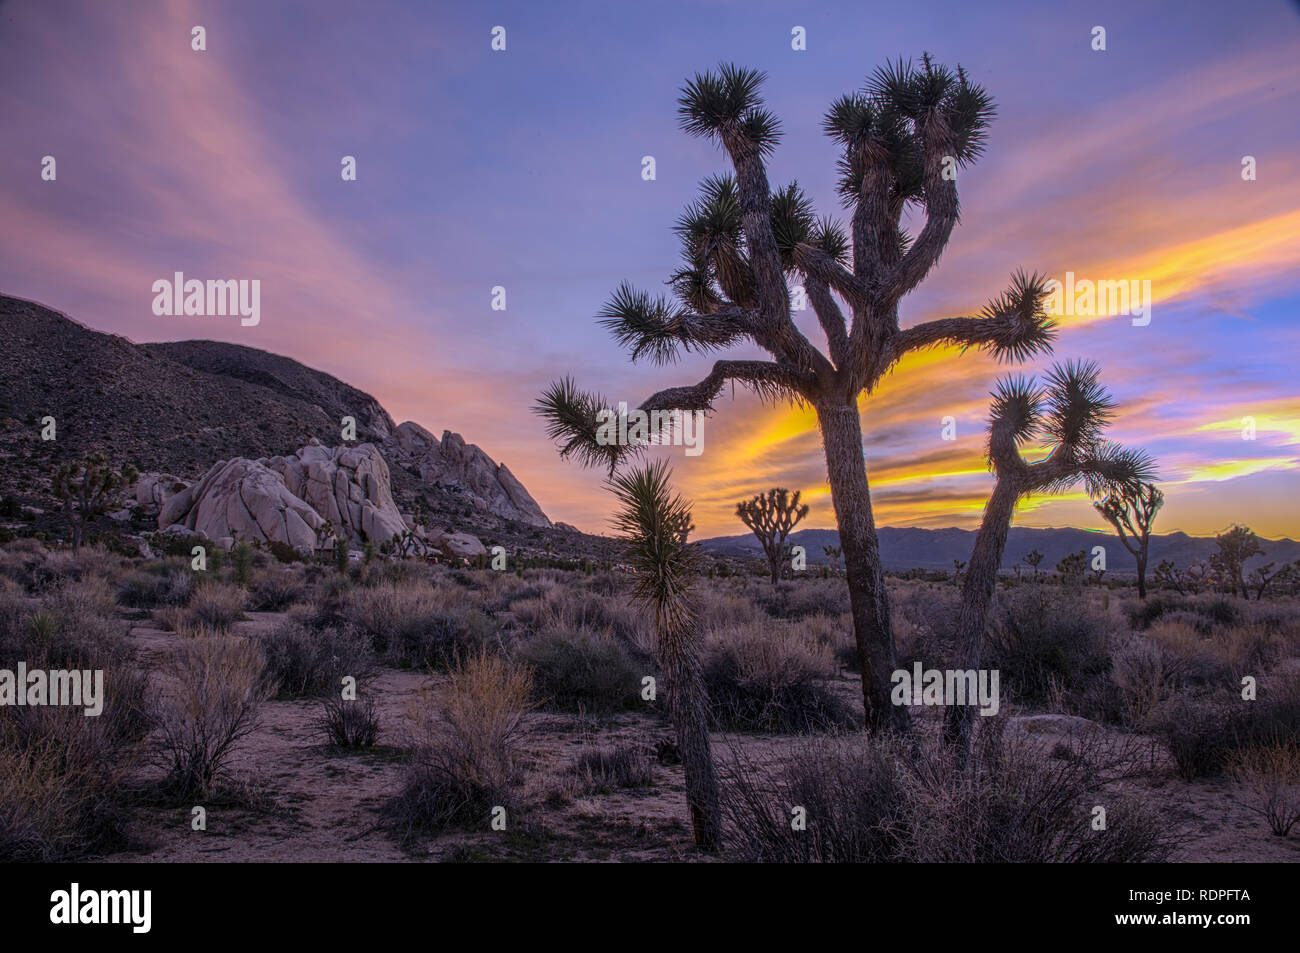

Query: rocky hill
0,294,550,530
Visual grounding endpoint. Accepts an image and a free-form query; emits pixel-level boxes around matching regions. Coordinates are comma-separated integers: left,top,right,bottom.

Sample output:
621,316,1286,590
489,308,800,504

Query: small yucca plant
610,460,721,851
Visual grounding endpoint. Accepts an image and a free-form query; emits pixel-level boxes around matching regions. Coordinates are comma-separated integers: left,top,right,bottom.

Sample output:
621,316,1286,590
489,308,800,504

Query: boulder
159,442,409,552
134,472,189,511
439,532,486,559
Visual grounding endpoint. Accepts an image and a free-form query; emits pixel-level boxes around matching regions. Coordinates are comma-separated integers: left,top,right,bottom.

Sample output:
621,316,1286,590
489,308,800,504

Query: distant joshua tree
1056,549,1087,587
1022,549,1044,577
736,488,809,585
944,362,1153,762
823,544,843,573
536,58,1060,731
1094,482,1163,598
951,558,967,585
610,461,720,851
1211,524,1263,598
52,453,137,549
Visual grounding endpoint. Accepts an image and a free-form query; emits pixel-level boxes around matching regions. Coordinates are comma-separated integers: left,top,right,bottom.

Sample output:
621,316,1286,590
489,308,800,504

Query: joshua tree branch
804,276,849,368
641,359,811,412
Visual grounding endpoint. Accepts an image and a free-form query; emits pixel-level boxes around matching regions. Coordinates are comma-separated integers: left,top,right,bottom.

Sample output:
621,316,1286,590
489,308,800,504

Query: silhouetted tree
536,58,1057,731
1094,482,1163,598
52,453,137,549
823,544,842,572
1211,525,1262,598
736,488,809,585
944,362,1153,764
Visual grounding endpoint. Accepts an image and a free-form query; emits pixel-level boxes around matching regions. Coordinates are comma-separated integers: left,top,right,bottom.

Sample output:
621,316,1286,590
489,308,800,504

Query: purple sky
2,0,1298,537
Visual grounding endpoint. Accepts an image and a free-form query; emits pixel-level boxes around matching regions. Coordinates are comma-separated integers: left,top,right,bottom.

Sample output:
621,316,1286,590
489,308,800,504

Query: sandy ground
103,612,1300,863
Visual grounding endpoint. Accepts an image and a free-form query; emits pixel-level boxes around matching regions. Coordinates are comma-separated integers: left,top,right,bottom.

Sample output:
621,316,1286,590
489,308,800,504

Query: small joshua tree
1056,549,1087,587
1022,549,1044,578
51,453,137,549
943,361,1153,763
736,488,809,585
537,58,1057,732
1211,524,1263,598
610,461,720,850
823,544,843,573
1094,482,1163,598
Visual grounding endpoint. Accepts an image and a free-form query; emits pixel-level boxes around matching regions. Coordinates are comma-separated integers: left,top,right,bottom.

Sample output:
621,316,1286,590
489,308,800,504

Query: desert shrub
385,651,532,841
695,587,764,633
257,616,373,698
703,623,855,732
266,540,305,564
151,635,271,799
755,579,851,620
571,744,656,793
247,568,307,611
1231,744,1300,836
1128,594,1242,631
517,629,642,713
1153,684,1300,780
722,736,907,862
316,696,381,749
0,712,137,861
116,564,194,609
987,587,1110,702
0,585,146,861
722,728,1177,863
1111,638,1180,727
343,582,497,668
185,583,247,631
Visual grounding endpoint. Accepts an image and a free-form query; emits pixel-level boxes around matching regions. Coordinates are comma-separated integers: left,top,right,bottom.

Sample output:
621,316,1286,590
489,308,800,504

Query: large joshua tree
1094,482,1164,599
736,487,810,585
536,58,1058,731
943,361,1154,762
610,461,720,850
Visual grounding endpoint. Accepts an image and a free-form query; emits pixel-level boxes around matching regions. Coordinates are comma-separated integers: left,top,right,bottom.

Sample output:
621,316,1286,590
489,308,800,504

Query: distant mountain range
0,294,550,528
698,526,1300,573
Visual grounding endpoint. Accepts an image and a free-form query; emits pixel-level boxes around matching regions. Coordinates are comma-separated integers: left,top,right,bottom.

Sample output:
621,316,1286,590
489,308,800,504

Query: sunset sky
2,0,1297,539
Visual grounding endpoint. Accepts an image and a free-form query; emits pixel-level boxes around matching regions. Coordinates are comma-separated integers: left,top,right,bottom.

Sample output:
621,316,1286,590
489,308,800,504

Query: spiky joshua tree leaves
1094,482,1164,598
610,460,721,851
51,453,138,549
736,488,810,585
537,58,1057,732
944,361,1154,763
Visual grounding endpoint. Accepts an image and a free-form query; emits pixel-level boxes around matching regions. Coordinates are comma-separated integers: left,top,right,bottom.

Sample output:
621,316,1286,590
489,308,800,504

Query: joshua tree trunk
943,479,1017,763
1136,553,1148,599
658,619,721,850
818,402,907,732
945,363,1154,767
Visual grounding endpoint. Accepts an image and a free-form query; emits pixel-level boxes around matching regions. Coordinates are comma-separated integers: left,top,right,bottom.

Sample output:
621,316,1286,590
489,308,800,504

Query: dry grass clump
570,743,656,794
1231,743,1300,836
315,696,381,749
987,585,1111,704
516,627,644,713
722,727,1177,862
184,582,248,632
385,650,533,841
0,578,147,860
151,634,272,799
342,581,498,669
703,622,855,732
